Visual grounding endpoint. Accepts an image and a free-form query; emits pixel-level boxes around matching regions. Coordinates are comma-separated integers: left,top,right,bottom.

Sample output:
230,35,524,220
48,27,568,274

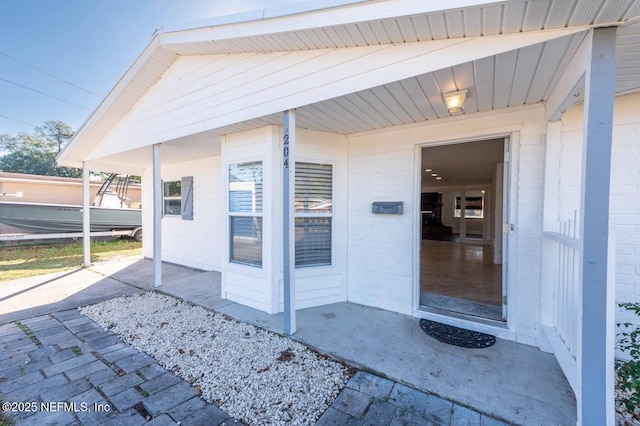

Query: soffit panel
64,0,640,170
162,1,637,56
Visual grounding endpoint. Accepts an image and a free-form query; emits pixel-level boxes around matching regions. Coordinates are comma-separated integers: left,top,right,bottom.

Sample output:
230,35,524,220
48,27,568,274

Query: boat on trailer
0,174,142,240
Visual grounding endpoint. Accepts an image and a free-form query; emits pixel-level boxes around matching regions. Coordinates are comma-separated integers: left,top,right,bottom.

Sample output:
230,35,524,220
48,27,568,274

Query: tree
0,120,80,177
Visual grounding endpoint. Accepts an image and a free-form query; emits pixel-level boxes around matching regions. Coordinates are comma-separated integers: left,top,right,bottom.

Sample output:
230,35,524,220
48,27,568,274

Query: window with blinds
229,161,263,267
295,162,332,267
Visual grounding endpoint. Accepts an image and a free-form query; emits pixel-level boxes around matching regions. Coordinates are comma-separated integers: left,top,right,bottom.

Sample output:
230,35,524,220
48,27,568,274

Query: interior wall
442,192,455,228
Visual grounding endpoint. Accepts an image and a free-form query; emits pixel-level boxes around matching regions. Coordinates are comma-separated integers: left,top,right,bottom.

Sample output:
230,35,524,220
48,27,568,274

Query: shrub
617,302,640,413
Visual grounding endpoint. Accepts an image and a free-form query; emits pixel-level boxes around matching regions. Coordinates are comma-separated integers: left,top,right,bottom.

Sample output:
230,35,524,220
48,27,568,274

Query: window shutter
181,176,193,220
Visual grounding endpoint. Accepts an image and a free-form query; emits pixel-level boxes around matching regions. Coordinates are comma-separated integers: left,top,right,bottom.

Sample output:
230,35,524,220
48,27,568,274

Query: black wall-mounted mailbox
372,201,403,214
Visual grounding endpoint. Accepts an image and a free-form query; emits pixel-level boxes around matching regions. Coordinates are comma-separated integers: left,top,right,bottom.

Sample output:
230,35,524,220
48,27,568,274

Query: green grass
0,239,142,282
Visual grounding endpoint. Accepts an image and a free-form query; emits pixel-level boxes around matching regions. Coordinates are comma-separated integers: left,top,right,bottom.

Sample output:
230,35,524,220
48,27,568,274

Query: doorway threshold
421,292,502,321
418,303,508,329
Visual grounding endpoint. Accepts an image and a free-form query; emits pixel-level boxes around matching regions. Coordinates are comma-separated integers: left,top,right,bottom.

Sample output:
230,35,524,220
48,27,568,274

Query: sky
0,0,308,137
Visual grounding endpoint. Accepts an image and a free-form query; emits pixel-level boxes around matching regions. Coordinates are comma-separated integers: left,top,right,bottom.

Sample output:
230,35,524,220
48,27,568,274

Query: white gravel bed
81,293,351,425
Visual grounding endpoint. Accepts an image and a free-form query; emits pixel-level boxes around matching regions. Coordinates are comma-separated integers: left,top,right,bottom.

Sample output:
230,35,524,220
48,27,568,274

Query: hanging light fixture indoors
443,90,468,114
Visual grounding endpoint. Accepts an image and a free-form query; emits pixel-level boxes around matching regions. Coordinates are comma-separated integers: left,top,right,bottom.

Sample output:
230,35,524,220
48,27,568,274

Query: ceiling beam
545,30,592,121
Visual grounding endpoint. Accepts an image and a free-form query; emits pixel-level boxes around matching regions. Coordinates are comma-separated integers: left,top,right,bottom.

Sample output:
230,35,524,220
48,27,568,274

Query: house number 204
283,129,289,168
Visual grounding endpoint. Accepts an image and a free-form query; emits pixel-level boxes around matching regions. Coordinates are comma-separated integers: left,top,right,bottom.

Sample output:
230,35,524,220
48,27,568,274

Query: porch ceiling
162,0,640,54
64,0,640,173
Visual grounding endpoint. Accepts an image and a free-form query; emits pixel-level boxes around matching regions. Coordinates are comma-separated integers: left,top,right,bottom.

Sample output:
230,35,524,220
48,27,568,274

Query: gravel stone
81,293,350,425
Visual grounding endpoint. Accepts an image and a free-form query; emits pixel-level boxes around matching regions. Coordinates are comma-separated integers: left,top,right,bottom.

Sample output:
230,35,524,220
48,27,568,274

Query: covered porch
90,256,576,425
56,2,640,424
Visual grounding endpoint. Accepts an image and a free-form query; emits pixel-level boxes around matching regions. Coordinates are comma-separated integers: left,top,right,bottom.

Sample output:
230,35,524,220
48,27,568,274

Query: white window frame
163,180,181,217
228,161,264,268
454,195,484,219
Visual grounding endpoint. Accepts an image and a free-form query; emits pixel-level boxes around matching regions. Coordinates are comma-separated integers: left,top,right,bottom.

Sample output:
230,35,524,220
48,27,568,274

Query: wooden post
82,162,91,267
283,110,296,335
578,27,616,426
153,143,162,288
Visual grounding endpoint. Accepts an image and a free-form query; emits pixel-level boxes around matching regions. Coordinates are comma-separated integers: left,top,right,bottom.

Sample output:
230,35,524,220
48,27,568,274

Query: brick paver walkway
0,309,238,425
317,371,509,425
1,309,510,425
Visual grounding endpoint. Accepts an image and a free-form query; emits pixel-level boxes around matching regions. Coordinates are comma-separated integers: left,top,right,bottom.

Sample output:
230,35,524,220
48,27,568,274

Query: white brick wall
559,94,640,306
558,93,640,358
347,106,548,344
346,148,415,314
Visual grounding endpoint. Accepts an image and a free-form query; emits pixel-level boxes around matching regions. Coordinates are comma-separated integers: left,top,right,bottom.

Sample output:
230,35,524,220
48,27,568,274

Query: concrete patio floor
88,257,577,425
1,256,577,425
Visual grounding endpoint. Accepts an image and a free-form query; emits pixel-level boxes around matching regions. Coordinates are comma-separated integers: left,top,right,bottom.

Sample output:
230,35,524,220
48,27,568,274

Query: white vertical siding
347,106,547,344
142,155,222,271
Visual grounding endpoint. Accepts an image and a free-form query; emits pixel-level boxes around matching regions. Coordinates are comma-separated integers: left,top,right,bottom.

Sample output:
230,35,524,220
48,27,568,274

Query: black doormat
419,319,496,348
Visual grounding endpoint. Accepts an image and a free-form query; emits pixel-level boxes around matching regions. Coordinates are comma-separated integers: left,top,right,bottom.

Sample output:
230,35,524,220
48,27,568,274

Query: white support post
152,144,162,288
82,162,91,267
283,110,296,335
578,27,616,426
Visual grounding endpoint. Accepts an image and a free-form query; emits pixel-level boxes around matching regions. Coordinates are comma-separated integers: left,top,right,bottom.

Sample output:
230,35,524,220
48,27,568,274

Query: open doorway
419,138,507,322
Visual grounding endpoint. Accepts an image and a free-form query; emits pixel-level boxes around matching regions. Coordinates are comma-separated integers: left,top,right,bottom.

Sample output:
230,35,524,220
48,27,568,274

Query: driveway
0,261,143,324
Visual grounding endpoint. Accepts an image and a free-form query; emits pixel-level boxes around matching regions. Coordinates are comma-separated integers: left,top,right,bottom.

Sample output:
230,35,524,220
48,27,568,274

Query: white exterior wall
221,127,276,313
142,155,222,271
277,128,348,311
347,105,547,344
558,93,640,352
221,125,348,314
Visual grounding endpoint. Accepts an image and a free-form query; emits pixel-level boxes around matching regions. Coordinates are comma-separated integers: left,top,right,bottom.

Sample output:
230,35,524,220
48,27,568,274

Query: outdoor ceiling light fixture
443,90,467,114
0,191,23,198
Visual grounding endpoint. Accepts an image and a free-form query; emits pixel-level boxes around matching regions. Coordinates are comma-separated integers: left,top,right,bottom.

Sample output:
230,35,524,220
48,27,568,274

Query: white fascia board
160,0,370,33
57,38,171,168
158,0,505,46
545,30,592,121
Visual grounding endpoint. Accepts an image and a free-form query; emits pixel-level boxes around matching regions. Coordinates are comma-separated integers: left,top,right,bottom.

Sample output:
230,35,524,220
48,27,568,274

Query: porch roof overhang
57,0,640,174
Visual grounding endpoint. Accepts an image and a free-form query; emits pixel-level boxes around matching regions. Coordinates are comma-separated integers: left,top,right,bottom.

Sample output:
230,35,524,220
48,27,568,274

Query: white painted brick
617,283,634,296
617,245,636,255
617,273,640,285
617,261,636,275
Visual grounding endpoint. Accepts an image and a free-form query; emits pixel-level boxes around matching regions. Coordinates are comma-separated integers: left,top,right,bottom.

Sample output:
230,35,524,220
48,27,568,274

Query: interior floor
420,238,503,321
